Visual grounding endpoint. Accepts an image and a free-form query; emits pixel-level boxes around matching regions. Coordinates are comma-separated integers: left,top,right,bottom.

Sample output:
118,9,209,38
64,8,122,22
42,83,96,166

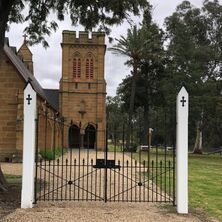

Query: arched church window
86,57,94,79
73,56,81,78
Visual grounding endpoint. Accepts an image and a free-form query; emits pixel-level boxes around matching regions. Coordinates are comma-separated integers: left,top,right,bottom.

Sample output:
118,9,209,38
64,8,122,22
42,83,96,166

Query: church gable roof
18,41,33,56
43,89,59,111
3,38,58,111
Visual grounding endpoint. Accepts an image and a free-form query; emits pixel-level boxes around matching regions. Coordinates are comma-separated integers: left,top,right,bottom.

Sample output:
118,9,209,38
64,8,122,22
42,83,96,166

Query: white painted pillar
176,86,189,214
21,83,37,208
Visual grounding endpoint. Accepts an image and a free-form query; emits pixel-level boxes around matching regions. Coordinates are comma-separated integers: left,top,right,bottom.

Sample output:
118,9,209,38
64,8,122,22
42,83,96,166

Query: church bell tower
60,31,106,150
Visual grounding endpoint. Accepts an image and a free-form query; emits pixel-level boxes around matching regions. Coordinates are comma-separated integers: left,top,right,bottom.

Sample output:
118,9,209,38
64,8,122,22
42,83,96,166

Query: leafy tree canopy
0,0,148,53
165,0,222,152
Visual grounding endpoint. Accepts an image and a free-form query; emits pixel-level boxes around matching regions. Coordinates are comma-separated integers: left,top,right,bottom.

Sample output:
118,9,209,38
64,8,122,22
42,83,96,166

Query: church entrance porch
69,124,80,148
84,124,96,149
69,124,97,149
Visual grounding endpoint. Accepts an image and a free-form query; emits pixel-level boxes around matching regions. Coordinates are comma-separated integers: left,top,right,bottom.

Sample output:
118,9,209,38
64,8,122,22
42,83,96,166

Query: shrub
124,143,138,152
40,147,67,160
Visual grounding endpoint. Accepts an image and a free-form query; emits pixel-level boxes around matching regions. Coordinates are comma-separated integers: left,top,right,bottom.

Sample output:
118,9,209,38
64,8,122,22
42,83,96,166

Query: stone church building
0,31,106,161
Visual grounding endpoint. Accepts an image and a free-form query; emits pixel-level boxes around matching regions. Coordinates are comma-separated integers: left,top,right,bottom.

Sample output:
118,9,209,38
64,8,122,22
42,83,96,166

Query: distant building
0,31,106,161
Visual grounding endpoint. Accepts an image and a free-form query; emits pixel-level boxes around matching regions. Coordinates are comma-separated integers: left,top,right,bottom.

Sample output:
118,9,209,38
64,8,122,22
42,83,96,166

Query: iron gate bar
152,161,154,202
109,165,174,185
139,146,141,202
37,163,99,186
44,110,47,201
69,148,72,200
104,127,108,202
94,126,97,201
38,163,99,181
160,161,162,202
36,156,174,203
37,165,104,201
173,148,176,205
36,162,101,197
52,114,56,201
90,159,92,201
81,159,84,200
107,182,173,202
87,133,89,201
37,179,105,201
60,118,64,199
131,152,133,202
56,159,59,200
126,161,128,201
106,166,174,202
114,129,116,202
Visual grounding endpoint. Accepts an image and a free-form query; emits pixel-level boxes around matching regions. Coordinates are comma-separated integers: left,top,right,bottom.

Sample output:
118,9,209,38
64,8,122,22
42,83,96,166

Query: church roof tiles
4,38,59,111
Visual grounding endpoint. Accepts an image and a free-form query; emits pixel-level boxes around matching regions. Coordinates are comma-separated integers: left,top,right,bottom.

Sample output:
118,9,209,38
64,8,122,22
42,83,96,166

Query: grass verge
4,174,22,186
188,154,222,221
39,147,68,160
133,151,222,221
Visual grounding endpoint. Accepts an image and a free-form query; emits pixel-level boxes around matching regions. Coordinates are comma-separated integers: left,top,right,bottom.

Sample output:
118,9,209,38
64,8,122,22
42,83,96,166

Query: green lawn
108,144,123,152
4,174,22,186
133,151,222,221
188,154,222,221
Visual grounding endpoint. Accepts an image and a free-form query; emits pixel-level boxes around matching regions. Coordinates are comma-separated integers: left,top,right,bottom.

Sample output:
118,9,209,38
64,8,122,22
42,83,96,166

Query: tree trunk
0,164,8,191
193,119,203,154
0,0,14,61
126,64,138,149
0,1,14,190
141,104,149,145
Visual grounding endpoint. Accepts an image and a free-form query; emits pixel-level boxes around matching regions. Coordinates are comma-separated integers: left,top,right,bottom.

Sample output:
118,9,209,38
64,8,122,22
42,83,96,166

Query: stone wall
0,53,25,161
0,52,60,162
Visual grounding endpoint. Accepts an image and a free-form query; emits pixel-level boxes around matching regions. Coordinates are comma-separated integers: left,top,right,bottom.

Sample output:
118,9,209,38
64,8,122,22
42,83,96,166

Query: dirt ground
0,162,218,222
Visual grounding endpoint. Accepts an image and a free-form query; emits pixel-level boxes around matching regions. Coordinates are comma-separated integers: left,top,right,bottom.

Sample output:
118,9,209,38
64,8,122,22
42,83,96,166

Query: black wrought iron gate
35,109,175,204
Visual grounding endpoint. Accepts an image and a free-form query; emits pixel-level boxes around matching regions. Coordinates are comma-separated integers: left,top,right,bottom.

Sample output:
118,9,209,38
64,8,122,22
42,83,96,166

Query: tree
111,6,165,147
106,95,127,145
138,9,166,144
117,50,165,146
165,0,222,153
0,0,148,56
109,25,145,149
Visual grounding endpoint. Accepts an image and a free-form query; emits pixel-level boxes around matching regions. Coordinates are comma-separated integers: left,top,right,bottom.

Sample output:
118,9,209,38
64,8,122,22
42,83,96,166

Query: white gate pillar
176,86,189,214
21,82,37,208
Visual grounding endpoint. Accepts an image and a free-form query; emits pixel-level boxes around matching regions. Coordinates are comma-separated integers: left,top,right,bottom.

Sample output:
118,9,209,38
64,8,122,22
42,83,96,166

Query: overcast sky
6,0,210,96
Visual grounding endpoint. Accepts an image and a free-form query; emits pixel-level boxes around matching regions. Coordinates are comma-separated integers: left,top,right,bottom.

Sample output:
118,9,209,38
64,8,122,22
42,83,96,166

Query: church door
69,124,80,148
84,124,96,149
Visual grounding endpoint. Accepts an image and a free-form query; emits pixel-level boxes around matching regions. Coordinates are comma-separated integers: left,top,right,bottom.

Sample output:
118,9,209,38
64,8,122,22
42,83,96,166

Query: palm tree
109,25,145,149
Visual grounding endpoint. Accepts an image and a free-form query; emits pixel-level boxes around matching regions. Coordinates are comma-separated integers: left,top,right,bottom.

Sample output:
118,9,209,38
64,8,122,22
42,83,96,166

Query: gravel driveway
1,202,207,222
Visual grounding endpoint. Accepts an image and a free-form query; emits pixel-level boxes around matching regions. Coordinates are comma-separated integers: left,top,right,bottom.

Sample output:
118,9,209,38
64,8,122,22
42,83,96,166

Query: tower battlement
62,30,105,45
